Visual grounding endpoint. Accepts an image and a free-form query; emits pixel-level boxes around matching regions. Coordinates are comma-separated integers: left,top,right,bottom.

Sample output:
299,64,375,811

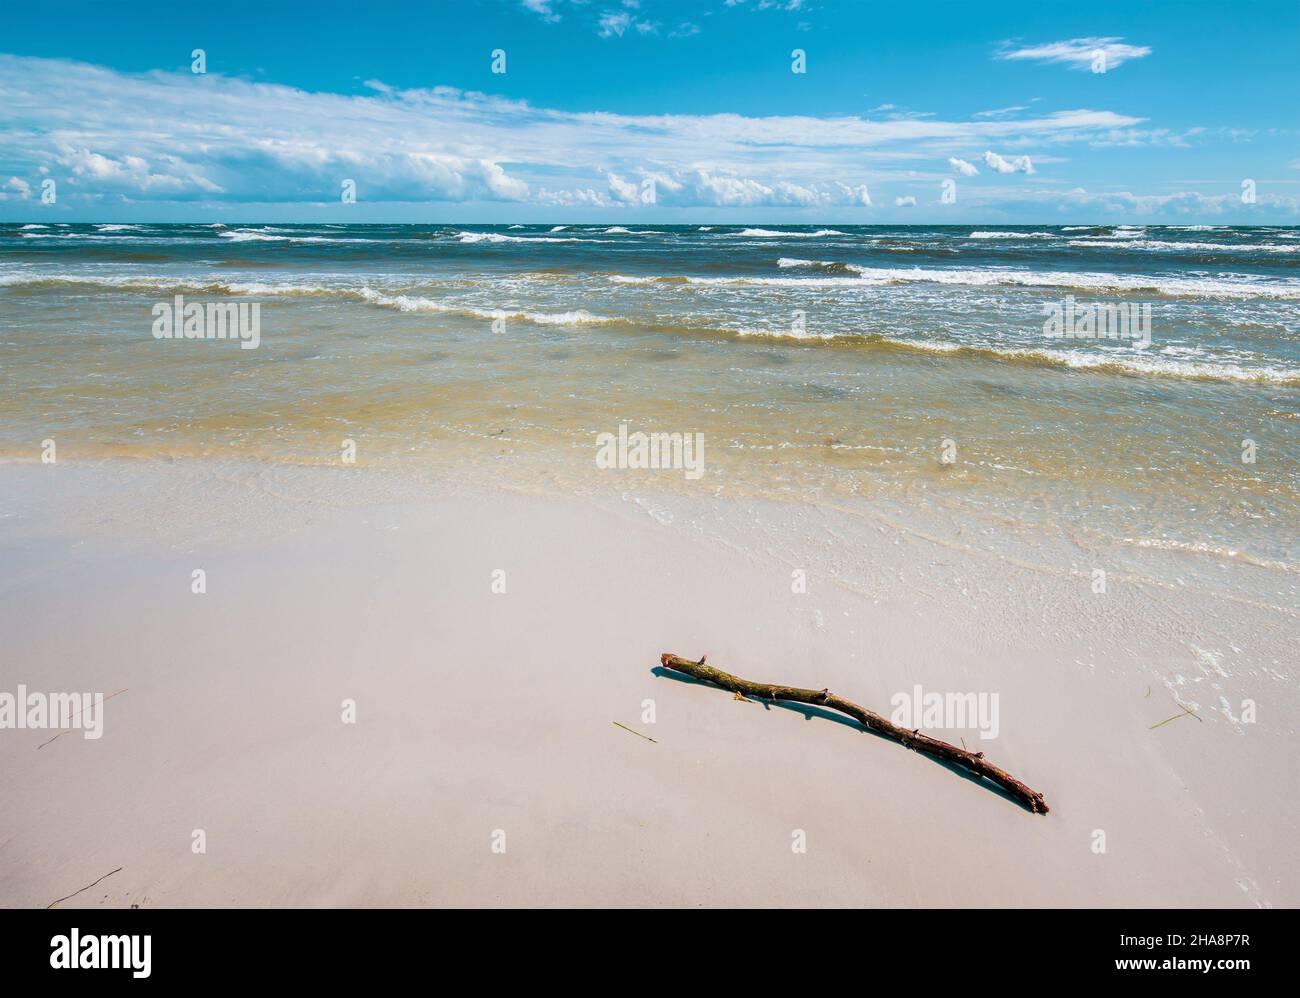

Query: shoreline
2,458,1294,906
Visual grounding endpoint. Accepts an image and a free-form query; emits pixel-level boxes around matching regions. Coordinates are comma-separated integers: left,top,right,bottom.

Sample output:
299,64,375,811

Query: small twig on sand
658,653,1048,814
37,689,129,750
46,867,123,909
1150,705,1198,730
612,721,657,744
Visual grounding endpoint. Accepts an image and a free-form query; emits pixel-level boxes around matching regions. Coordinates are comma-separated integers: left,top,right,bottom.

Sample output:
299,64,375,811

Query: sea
1,221,1296,590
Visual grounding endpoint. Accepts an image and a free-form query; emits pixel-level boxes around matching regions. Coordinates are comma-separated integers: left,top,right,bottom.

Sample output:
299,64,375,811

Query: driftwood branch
659,653,1049,814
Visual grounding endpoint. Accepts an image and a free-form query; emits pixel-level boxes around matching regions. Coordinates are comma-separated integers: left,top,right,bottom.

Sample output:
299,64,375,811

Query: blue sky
1,0,1297,222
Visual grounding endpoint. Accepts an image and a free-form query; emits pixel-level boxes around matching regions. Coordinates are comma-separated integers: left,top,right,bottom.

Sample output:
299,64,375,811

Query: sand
0,459,1295,907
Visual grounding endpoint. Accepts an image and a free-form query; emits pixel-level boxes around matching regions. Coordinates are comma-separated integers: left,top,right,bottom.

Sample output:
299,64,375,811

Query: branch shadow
652,666,1033,813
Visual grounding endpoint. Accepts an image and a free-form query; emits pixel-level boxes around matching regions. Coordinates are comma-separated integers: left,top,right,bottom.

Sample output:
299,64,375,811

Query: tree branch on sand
658,653,1049,815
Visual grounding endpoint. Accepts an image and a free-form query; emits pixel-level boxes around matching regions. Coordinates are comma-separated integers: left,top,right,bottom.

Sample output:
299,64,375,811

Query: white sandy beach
1,458,1294,908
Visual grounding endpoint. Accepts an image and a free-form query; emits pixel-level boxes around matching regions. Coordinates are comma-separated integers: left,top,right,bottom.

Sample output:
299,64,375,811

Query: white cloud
598,11,657,37
973,106,1029,119
836,182,872,206
59,147,218,195
598,12,632,36
1,176,31,201
725,0,809,11
606,172,640,203
0,54,1167,210
948,157,979,177
894,195,917,207
997,37,1152,71
983,150,1034,174
521,0,560,21
607,168,871,208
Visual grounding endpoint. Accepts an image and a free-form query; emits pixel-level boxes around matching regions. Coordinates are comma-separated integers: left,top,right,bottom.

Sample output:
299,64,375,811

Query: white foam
634,264,1300,300
455,231,600,244
1068,238,1298,254
968,231,1057,239
356,288,617,326
738,228,846,237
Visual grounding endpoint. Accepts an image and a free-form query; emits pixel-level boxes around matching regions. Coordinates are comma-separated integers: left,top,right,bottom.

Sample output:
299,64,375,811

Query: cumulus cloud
606,172,640,204
605,168,871,208
948,157,979,176
983,150,1034,174
59,147,219,195
894,195,916,207
836,182,872,206
997,37,1152,71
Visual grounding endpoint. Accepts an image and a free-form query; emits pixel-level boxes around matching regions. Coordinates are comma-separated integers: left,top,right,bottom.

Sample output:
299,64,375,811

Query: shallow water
1,222,1296,573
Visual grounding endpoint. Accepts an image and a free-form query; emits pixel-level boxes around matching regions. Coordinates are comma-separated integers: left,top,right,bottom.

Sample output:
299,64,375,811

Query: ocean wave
776,257,865,275
455,230,602,244
1063,226,1149,239
18,232,205,244
608,275,691,285
609,265,1300,299
1068,238,1299,254
4,272,1295,384
727,329,1300,384
737,228,846,237
218,229,384,245
0,273,358,294
0,271,616,327
19,223,48,230
354,289,617,325
968,231,1058,239
11,265,1299,304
